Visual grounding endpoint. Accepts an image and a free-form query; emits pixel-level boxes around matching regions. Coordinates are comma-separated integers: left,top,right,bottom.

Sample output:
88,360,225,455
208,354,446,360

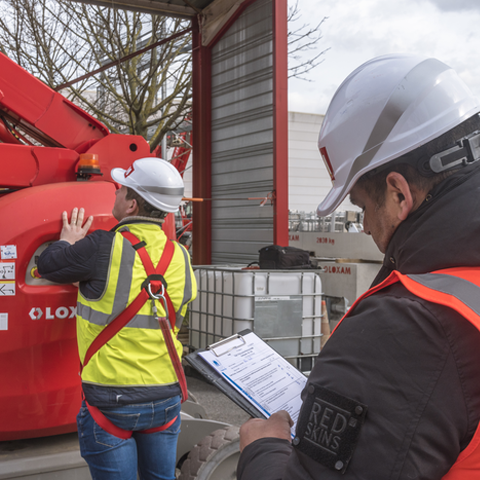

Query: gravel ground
185,372,251,427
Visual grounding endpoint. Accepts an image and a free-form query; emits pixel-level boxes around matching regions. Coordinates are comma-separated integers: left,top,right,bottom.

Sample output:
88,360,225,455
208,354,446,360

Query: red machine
153,129,193,246
0,52,172,440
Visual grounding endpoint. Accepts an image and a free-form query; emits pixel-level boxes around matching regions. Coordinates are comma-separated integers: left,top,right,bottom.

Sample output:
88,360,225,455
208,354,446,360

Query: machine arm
0,52,108,150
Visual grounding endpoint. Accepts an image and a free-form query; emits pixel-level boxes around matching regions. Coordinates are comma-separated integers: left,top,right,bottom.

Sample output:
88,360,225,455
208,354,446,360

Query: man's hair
356,113,480,206
125,187,167,219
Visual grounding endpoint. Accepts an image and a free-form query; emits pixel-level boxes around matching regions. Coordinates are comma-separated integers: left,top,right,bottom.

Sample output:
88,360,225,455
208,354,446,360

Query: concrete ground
185,371,251,427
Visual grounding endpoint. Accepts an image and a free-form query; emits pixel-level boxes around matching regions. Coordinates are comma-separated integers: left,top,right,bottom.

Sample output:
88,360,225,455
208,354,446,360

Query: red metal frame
192,16,212,265
273,0,289,246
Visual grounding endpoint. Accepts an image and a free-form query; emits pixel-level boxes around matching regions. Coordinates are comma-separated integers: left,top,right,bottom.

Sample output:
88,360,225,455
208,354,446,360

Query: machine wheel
178,425,240,480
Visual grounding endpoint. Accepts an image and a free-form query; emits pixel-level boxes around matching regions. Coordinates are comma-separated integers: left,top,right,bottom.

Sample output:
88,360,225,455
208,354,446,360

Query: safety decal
0,313,7,330
0,262,15,280
1,245,17,260
293,384,367,474
0,282,15,296
320,147,335,182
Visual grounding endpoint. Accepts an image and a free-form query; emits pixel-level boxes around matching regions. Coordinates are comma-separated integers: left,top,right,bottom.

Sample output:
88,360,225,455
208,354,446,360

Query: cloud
427,0,480,11
288,0,480,114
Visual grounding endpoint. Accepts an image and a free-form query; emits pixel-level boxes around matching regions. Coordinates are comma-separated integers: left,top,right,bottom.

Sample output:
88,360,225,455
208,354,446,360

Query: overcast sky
288,0,480,115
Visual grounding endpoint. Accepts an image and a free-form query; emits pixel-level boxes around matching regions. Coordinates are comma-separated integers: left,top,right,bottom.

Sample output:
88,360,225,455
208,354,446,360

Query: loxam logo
29,306,76,320
322,266,351,275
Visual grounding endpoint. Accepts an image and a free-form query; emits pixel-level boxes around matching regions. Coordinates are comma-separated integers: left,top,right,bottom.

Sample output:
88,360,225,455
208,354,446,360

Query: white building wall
182,155,193,198
288,111,359,214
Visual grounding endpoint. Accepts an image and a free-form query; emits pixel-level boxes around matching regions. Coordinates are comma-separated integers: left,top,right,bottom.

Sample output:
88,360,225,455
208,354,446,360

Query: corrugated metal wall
210,0,274,264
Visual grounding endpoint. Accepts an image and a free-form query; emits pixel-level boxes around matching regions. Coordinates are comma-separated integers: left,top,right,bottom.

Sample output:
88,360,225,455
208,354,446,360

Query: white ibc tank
189,266,323,372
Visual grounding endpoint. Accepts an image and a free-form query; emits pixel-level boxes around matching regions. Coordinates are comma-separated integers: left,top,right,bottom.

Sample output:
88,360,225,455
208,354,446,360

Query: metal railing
289,210,364,233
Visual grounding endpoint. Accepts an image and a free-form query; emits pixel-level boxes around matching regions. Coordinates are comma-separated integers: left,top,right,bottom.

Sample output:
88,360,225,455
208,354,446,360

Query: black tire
178,426,240,480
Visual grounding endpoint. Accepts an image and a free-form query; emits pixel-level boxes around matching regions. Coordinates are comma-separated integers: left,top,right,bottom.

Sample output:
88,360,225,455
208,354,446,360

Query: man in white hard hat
238,54,480,479
38,157,196,480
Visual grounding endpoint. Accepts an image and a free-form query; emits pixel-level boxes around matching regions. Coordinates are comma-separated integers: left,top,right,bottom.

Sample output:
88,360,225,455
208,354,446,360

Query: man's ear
126,198,139,216
385,172,414,221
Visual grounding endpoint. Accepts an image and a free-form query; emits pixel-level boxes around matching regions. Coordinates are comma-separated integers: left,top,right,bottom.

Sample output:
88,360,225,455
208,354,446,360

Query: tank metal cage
188,265,324,373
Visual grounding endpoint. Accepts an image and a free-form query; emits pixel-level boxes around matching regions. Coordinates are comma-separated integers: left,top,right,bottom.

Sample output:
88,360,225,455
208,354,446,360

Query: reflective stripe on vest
334,266,480,479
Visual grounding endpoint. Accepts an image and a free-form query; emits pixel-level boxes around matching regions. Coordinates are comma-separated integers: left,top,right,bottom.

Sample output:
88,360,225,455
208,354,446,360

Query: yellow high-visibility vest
77,221,196,389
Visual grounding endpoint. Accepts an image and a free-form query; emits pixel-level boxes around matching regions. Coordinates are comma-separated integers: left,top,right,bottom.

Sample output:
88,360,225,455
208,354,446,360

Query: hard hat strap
429,130,480,173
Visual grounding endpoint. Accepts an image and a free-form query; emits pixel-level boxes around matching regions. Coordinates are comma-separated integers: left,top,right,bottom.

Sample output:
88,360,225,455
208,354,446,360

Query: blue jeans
77,396,181,480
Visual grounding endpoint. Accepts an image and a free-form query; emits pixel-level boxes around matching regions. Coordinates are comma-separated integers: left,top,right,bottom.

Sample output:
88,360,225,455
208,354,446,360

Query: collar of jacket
110,216,165,232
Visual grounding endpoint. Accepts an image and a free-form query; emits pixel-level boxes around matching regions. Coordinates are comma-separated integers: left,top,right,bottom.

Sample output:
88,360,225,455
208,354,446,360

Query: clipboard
185,329,307,427
185,330,268,419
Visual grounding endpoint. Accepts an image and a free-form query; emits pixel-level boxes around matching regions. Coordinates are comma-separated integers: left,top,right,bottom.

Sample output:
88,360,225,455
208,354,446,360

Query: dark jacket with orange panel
238,164,480,479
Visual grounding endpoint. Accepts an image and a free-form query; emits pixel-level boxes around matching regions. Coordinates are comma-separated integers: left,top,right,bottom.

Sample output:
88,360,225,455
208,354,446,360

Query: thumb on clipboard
239,410,294,451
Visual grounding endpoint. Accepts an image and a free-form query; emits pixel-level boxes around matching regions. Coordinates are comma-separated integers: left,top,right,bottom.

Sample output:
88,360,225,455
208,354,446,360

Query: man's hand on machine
60,208,94,245
239,410,293,452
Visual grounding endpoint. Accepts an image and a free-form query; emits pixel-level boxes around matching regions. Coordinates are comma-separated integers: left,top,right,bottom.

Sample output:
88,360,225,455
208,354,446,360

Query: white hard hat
111,157,184,213
316,53,480,217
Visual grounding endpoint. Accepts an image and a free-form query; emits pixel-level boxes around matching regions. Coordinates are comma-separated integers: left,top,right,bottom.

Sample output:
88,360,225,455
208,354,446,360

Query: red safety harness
80,231,188,439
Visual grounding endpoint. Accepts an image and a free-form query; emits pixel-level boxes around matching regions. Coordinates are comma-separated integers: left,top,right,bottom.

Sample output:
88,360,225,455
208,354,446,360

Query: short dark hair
355,113,480,206
125,187,167,219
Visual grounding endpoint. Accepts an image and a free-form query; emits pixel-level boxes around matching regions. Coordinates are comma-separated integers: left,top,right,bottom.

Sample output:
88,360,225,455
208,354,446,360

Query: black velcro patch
132,241,147,250
293,384,367,474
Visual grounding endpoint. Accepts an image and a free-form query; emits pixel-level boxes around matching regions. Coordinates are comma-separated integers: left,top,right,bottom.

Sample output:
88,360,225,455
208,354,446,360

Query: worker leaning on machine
38,157,197,480
238,54,480,479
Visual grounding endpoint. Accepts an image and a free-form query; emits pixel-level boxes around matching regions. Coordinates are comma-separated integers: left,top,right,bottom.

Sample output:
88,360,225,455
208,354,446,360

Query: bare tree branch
287,0,330,80
0,0,192,151
0,0,327,150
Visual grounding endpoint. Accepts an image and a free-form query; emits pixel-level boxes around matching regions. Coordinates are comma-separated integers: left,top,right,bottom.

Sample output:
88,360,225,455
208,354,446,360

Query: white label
0,313,7,330
0,282,15,296
1,245,17,260
256,296,291,302
0,262,15,280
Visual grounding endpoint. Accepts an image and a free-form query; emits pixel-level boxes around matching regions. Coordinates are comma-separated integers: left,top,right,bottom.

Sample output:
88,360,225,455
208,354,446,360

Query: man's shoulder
336,282,448,343
80,229,115,245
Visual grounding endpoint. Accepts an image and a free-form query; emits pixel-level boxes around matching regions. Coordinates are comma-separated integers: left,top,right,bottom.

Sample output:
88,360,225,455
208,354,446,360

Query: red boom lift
0,52,177,441
153,127,193,248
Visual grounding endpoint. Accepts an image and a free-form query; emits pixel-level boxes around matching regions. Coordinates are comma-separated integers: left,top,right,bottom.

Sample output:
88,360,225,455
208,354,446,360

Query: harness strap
82,290,150,371
120,232,188,403
121,230,177,328
86,400,178,439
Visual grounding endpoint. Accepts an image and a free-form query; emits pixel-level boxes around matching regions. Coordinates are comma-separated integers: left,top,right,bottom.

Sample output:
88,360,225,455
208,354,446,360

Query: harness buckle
147,282,169,323
147,282,165,300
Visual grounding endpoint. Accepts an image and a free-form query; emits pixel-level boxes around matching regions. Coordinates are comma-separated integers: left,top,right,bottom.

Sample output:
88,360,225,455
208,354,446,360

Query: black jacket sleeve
237,284,480,480
238,439,292,480
37,230,114,294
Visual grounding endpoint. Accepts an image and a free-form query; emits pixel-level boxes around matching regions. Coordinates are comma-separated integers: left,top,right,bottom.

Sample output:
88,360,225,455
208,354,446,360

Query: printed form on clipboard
198,330,307,436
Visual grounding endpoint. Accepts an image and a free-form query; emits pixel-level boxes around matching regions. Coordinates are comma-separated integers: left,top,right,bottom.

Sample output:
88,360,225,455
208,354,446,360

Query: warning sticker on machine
1,245,17,260
0,282,15,296
0,313,7,330
0,262,15,280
